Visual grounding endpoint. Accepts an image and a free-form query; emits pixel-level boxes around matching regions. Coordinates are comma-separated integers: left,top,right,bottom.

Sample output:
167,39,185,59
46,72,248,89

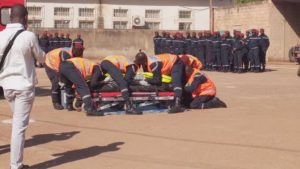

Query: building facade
26,0,233,30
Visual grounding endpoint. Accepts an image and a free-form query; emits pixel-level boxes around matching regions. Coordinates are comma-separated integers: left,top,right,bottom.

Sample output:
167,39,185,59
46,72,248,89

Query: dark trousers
100,60,129,99
45,65,60,104
237,52,244,70
198,47,206,67
260,51,266,69
171,59,185,98
242,53,249,70
190,96,214,109
249,48,260,70
60,62,92,106
221,52,230,69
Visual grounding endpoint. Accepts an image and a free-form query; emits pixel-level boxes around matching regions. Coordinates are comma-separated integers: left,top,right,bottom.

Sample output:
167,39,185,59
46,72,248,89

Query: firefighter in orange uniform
44,46,72,110
59,44,104,116
184,65,227,109
134,52,185,113
179,54,203,70
99,55,141,115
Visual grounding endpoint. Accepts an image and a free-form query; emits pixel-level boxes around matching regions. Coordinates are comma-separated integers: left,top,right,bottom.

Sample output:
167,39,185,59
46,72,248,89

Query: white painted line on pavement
1,119,36,124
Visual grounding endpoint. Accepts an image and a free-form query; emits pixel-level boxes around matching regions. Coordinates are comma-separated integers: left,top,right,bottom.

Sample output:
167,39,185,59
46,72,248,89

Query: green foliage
235,0,265,4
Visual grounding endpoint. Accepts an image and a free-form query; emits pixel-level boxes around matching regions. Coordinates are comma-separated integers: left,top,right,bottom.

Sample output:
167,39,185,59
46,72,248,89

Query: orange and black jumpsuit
99,55,137,99
44,47,72,104
184,68,216,109
60,57,104,107
144,54,185,98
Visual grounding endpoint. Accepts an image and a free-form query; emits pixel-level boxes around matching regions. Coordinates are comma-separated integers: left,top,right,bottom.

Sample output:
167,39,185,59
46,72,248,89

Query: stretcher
73,90,175,113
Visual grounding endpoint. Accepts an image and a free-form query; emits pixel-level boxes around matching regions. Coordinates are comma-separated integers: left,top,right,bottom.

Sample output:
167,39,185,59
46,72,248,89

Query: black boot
66,104,75,111
53,102,64,110
125,100,142,115
203,97,227,109
84,99,104,116
168,97,185,113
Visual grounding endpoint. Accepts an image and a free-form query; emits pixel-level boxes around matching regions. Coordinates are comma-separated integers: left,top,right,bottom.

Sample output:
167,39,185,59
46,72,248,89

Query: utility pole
209,0,214,32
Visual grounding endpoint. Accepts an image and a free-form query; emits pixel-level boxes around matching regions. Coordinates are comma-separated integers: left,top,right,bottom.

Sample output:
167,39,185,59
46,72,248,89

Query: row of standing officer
38,31,84,54
153,29,269,72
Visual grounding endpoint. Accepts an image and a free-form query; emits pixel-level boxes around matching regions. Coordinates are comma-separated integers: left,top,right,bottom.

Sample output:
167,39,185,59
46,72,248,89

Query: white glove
58,82,65,88
104,76,113,83
139,80,150,86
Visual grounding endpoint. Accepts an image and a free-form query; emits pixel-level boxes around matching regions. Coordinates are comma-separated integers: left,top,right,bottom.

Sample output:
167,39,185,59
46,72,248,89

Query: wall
269,0,300,61
32,28,157,59
214,1,271,33
214,0,300,61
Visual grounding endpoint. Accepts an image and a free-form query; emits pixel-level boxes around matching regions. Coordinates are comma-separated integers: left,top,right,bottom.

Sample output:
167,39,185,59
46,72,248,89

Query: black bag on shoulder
0,29,24,70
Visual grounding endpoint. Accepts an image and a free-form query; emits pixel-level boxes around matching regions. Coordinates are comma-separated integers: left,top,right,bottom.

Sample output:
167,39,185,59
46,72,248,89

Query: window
145,22,160,30
27,6,42,17
145,10,160,19
28,20,42,28
113,21,127,29
179,10,191,19
0,8,10,25
113,9,128,17
54,20,70,28
54,7,70,16
79,21,94,29
79,8,94,17
179,22,191,30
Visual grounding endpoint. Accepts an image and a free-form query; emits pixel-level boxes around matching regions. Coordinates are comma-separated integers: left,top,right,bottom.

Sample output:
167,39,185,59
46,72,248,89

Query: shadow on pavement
35,86,51,97
30,142,124,169
0,131,80,155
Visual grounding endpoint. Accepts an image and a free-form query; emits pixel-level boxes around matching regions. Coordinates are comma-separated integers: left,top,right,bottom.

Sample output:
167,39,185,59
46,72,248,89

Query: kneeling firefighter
184,65,227,109
134,52,185,113
59,44,104,116
100,55,141,115
44,46,73,110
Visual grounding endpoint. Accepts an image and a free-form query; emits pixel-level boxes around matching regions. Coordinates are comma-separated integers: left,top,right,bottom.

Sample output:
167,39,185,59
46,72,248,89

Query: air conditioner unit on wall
132,16,145,26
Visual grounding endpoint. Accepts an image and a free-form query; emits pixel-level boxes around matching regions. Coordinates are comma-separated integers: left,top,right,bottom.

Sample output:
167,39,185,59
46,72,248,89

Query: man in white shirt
0,5,45,169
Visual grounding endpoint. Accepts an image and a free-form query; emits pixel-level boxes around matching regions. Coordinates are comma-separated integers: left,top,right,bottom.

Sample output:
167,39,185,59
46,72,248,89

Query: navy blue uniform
197,37,206,67
205,37,214,69
248,35,261,71
65,37,72,48
52,36,61,49
39,36,49,53
233,38,247,72
191,36,198,57
173,38,185,55
184,36,192,55
160,36,167,54
212,36,221,70
153,35,162,54
220,38,231,71
259,34,270,71
60,37,66,48
166,37,174,54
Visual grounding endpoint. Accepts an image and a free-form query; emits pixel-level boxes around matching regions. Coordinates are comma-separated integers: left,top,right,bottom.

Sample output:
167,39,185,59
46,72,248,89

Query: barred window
113,21,127,29
79,8,94,17
28,20,42,28
113,9,128,17
179,22,191,30
54,20,70,28
145,10,160,19
54,7,70,16
27,6,42,17
79,21,94,29
145,22,160,30
179,10,191,19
